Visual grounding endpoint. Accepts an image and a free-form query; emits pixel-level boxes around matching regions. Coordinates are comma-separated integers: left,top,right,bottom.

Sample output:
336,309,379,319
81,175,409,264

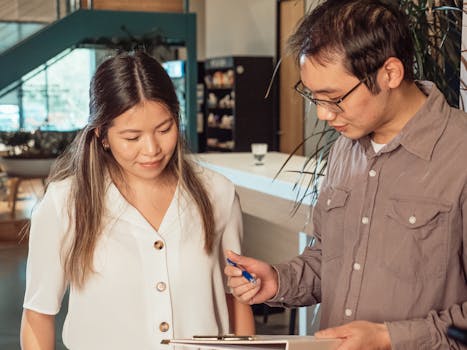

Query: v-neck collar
105,181,187,236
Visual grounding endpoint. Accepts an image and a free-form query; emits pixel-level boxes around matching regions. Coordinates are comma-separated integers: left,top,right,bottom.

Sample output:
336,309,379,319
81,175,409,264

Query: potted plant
0,129,78,177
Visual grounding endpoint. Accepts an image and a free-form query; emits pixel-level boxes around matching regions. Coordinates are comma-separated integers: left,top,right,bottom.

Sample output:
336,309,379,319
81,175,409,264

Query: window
0,48,94,132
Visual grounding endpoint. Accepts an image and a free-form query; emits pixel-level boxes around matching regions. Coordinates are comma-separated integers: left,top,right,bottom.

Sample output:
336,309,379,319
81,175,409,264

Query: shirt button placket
346,161,380,324
154,240,164,250
156,282,166,292
152,238,172,338
159,322,170,332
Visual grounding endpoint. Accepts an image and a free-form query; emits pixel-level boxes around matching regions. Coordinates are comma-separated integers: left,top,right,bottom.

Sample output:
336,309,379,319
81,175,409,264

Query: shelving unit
203,56,274,152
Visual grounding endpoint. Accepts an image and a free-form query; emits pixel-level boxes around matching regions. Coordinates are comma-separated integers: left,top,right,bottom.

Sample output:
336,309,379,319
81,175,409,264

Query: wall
0,0,60,22
189,0,206,61
204,0,276,59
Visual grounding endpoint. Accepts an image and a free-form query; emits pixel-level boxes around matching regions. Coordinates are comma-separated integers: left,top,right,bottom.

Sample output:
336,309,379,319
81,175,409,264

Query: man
225,1,467,349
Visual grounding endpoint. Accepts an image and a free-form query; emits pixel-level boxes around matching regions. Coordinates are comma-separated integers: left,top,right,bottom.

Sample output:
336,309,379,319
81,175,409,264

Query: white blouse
23,166,243,350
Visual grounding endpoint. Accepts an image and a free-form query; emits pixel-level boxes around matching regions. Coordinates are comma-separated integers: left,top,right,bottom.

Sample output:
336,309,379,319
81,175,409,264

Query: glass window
22,48,92,131
0,105,19,131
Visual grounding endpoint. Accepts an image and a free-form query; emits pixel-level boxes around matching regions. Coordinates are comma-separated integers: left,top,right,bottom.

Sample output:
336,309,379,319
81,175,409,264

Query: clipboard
163,335,341,350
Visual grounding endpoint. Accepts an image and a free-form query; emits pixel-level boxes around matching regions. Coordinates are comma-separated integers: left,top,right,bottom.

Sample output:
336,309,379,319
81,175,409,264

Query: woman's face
104,100,178,185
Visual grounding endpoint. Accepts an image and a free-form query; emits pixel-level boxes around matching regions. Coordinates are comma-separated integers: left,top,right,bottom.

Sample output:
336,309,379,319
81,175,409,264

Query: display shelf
203,56,274,152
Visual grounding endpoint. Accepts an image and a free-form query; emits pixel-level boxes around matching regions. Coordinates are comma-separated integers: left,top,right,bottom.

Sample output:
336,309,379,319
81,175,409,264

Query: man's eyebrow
308,85,340,95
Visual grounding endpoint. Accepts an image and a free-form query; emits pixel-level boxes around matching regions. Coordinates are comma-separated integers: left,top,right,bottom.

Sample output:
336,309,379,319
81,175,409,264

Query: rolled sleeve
267,245,322,308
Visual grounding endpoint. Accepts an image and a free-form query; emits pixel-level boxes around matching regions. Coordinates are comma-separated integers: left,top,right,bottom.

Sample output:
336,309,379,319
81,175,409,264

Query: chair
0,157,53,218
252,303,298,335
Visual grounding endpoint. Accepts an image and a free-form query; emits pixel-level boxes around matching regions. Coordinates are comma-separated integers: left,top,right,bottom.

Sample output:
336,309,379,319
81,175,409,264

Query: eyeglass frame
294,78,366,113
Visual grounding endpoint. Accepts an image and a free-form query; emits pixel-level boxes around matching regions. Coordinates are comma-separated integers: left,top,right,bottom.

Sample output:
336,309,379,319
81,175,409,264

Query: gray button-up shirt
271,82,467,350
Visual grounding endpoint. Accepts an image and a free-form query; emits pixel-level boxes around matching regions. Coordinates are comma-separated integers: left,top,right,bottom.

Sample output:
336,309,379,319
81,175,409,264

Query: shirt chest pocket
319,186,350,261
382,197,451,281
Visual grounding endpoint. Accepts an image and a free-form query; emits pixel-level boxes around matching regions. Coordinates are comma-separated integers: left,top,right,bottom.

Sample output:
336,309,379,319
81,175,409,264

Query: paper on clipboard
165,335,341,350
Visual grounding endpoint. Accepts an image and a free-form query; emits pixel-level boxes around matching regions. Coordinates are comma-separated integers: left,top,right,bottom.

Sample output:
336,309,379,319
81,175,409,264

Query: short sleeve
23,183,68,315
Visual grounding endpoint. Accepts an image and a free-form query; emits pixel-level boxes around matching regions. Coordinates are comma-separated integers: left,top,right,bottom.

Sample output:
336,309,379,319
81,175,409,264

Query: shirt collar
359,81,450,161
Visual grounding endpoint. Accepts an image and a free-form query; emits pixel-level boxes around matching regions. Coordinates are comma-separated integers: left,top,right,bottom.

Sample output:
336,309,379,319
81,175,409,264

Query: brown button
156,282,166,292
154,240,164,250
159,322,170,332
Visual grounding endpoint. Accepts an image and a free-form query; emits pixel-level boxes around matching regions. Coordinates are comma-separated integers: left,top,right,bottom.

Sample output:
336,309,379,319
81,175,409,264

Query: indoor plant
0,129,78,177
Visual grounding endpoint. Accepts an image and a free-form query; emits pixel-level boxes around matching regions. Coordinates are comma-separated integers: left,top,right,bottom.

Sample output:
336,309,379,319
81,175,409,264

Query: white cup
251,143,268,165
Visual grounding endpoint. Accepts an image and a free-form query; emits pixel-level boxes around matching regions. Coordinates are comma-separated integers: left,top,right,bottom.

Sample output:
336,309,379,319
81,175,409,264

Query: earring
102,142,110,151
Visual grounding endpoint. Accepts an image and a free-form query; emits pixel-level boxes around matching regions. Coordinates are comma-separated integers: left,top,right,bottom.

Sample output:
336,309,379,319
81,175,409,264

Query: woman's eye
124,136,139,141
159,125,172,134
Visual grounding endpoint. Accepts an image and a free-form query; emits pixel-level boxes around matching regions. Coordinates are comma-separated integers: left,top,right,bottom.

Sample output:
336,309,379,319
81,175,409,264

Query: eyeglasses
294,79,365,113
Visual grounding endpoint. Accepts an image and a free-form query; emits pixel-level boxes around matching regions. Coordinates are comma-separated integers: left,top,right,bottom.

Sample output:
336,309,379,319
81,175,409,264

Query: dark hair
287,0,414,93
48,51,216,287
89,51,180,141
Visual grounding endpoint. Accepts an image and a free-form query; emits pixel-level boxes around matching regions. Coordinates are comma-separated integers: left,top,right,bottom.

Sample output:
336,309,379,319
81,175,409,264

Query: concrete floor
0,179,67,349
0,242,69,349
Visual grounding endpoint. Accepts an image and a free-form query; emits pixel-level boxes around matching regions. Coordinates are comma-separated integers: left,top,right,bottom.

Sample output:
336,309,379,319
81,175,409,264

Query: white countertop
195,152,322,206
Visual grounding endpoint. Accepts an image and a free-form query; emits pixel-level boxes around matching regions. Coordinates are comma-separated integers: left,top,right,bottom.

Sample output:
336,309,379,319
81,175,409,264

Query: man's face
299,55,392,140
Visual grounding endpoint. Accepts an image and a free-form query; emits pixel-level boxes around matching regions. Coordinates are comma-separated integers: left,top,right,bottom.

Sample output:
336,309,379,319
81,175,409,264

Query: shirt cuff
266,264,291,306
386,319,433,350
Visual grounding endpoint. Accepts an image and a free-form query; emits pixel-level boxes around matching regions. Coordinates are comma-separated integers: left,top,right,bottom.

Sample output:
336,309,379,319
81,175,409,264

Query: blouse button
369,170,377,177
159,322,170,332
345,308,353,317
156,282,166,292
409,216,417,224
154,240,164,250
353,262,361,271
361,217,369,224
326,199,331,206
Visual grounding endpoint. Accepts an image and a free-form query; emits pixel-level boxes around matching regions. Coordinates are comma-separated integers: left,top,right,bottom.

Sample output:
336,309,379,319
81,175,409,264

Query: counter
195,151,322,334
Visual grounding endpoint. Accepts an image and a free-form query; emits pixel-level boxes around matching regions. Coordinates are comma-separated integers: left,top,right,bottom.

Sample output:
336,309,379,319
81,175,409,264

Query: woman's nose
142,136,160,155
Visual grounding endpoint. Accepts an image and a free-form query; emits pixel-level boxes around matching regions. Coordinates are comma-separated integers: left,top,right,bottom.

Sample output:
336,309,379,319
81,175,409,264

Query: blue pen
226,258,257,284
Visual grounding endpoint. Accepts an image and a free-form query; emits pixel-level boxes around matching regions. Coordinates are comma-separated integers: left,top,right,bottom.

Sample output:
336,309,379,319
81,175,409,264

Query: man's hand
224,250,279,305
315,321,392,350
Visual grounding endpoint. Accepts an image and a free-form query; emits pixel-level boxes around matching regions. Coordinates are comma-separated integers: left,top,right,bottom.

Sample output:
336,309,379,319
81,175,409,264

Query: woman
20,51,254,349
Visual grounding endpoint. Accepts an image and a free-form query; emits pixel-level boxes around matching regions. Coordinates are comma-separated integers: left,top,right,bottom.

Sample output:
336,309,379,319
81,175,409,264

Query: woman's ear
94,128,110,150
381,57,404,89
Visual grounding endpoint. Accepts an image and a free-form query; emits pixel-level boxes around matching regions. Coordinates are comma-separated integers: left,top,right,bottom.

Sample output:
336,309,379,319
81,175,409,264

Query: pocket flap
322,187,350,211
385,197,451,229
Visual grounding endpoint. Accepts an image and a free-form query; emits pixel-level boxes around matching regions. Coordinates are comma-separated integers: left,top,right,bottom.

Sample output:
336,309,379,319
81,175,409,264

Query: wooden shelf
203,56,274,152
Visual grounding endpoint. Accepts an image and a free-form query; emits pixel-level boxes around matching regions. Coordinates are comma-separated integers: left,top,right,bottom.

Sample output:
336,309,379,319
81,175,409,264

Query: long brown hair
47,51,215,289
